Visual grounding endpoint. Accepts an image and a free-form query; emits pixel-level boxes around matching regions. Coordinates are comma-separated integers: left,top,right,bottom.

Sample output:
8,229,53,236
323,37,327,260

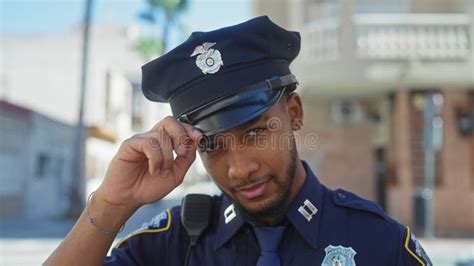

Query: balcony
296,13,473,96
358,14,470,60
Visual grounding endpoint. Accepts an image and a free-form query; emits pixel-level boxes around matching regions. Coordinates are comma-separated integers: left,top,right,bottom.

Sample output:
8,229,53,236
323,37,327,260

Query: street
1,199,473,265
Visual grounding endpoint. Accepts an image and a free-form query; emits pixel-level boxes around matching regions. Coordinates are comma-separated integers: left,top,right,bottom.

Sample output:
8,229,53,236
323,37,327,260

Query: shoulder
115,194,224,248
329,188,403,238
136,206,181,232
331,188,389,222
399,225,433,265
328,188,432,265
106,195,224,265
115,205,182,248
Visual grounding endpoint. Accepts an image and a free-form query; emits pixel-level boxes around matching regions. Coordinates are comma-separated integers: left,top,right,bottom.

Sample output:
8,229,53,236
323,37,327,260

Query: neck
259,159,307,225
288,159,307,203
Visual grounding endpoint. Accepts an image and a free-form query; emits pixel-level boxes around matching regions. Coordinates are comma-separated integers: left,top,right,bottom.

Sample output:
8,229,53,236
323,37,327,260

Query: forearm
44,192,137,266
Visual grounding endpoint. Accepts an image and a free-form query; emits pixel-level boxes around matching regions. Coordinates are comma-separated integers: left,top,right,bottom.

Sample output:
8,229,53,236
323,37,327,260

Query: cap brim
194,86,285,136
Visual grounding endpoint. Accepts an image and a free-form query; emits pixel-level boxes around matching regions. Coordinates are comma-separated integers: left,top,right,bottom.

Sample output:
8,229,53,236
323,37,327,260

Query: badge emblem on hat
322,245,357,266
190,42,224,74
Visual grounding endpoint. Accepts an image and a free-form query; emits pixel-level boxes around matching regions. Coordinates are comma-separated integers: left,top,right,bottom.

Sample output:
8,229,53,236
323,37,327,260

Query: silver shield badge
190,42,224,74
322,245,357,266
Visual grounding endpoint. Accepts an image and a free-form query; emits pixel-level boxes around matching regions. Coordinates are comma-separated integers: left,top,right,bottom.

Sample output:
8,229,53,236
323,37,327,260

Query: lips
235,178,270,200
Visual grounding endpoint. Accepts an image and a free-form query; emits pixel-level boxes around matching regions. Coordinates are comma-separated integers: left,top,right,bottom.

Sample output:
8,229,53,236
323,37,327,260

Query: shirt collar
285,161,324,249
213,160,324,250
214,194,245,250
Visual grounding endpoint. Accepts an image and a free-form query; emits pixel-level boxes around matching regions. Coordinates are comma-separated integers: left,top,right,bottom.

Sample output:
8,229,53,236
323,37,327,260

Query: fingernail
193,128,202,137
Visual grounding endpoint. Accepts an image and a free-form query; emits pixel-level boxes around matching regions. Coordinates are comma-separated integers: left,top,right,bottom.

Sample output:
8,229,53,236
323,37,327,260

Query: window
36,153,50,178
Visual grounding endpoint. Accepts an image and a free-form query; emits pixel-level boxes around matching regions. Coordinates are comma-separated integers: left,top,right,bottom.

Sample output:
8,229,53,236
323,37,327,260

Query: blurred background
1,0,473,265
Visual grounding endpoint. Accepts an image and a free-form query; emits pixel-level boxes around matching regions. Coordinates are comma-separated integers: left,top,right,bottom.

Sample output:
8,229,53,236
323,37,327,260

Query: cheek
263,131,292,161
200,156,230,188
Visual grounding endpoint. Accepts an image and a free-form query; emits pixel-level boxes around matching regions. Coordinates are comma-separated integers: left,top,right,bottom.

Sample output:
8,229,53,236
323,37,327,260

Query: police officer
45,16,432,266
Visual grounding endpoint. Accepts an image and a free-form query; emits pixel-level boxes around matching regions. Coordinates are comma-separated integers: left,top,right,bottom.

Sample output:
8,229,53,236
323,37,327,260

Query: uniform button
338,192,346,199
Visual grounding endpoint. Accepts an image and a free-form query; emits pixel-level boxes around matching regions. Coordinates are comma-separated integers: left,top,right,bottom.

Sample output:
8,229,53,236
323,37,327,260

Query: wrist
88,190,138,233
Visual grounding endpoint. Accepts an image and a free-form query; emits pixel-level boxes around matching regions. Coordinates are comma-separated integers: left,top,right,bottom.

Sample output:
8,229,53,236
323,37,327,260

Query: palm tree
139,0,188,54
133,38,163,61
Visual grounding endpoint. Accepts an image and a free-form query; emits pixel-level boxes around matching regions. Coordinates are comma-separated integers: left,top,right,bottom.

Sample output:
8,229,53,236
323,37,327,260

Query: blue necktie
253,226,285,266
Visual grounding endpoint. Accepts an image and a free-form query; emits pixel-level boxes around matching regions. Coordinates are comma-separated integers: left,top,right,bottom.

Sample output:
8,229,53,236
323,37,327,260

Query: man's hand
95,116,202,211
44,117,202,266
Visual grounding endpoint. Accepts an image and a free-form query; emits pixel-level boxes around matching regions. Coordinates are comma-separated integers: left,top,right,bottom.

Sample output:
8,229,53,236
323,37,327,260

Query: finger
143,132,164,176
120,133,163,175
179,123,202,155
157,129,175,173
161,116,189,156
181,122,203,143
172,143,197,183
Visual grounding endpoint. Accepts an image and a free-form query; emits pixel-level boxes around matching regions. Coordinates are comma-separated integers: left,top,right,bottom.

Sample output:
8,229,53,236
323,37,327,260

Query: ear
285,93,304,131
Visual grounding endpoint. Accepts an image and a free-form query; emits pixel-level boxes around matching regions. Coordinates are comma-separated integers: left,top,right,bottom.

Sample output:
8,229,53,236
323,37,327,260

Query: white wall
0,111,29,198
24,114,76,219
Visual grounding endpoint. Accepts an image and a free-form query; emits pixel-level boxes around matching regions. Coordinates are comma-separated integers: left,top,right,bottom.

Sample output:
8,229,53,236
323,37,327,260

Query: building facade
254,0,474,236
1,25,215,219
0,100,77,219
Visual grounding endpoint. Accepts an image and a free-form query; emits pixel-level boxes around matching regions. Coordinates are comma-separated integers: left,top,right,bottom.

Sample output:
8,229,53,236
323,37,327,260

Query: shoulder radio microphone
181,194,212,266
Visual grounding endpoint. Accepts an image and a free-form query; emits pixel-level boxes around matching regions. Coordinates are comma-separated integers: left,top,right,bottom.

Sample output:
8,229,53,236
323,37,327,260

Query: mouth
235,177,271,200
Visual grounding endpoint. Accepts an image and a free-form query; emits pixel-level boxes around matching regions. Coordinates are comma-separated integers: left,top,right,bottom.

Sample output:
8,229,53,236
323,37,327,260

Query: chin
240,196,275,211
237,193,286,218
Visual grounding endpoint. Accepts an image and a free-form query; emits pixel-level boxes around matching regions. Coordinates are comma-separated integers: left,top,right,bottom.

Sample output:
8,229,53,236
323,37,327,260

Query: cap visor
194,87,285,136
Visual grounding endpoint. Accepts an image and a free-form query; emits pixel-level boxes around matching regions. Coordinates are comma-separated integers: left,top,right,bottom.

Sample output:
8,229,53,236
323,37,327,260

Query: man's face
198,95,301,221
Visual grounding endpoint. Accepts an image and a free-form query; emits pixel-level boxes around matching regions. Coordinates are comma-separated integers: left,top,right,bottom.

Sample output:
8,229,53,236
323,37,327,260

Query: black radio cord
184,236,198,266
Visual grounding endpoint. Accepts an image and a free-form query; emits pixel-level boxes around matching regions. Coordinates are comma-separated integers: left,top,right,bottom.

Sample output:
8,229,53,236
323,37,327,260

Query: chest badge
190,42,224,74
322,245,357,266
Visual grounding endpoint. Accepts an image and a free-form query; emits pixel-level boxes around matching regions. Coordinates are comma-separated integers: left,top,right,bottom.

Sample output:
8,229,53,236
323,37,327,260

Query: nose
227,150,259,181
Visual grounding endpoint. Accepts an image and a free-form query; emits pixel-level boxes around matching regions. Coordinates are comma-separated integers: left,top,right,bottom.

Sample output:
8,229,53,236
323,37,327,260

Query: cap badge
190,42,224,74
322,245,357,266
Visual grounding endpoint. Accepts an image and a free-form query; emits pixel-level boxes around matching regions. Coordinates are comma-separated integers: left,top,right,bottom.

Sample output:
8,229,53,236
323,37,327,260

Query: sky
1,0,251,39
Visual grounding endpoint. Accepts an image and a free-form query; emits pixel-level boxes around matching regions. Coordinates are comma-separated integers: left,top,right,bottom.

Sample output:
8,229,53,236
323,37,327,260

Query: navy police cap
141,16,300,136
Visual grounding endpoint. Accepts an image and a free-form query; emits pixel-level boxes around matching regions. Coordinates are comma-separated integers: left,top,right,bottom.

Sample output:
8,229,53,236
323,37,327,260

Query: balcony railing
301,18,340,62
301,13,471,62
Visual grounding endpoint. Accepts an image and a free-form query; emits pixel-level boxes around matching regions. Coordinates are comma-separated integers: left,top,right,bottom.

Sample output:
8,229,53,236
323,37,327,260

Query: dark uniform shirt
105,161,432,265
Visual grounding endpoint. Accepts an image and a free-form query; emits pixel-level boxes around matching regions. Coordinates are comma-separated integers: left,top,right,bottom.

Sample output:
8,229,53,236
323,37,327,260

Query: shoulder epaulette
332,189,388,221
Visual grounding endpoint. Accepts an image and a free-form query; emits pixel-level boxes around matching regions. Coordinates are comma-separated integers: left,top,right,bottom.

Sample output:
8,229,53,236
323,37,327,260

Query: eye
247,127,266,137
